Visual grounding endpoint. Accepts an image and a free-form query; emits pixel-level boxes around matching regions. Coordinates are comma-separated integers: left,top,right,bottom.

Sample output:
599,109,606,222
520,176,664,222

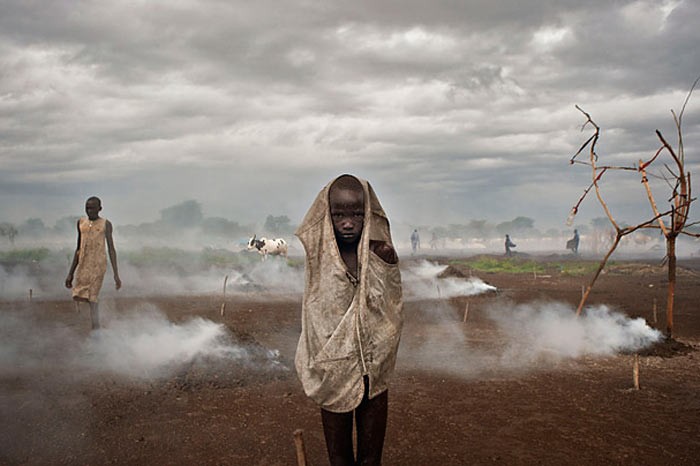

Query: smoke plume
399,300,662,378
489,302,662,365
0,303,283,381
79,303,284,379
401,260,496,300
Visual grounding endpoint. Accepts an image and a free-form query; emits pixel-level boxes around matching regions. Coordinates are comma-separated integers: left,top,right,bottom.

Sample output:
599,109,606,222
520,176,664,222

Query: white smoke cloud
490,302,662,365
0,302,283,381
78,304,282,379
401,260,496,300
0,307,81,376
225,258,305,296
116,262,227,296
396,300,491,376
0,264,39,299
399,300,662,378
71,256,306,298
0,263,66,300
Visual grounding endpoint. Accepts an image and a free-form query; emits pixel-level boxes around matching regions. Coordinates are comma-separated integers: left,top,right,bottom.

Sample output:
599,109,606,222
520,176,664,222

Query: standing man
429,231,438,250
566,229,580,254
295,175,402,466
410,229,420,254
65,196,121,329
505,234,516,257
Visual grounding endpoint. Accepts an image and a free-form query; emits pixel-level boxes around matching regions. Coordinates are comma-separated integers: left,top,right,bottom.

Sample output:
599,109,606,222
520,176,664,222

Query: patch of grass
449,257,546,274
123,247,260,270
0,247,51,263
447,256,613,276
123,247,197,268
200,247,255,268
285,256,304,268
557,262,604,276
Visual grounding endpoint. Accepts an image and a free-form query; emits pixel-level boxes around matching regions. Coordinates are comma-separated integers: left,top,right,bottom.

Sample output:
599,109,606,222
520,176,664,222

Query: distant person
505,234,516,257
430,231,438,250
65,196,121,330
566,229,580,255
295,174,402,466
410,229,420,254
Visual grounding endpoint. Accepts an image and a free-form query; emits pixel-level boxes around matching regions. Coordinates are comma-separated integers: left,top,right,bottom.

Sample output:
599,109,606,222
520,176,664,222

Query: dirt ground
2,255,700,465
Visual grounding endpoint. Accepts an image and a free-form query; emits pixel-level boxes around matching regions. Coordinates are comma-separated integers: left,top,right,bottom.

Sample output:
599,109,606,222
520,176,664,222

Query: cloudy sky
1,0,699,231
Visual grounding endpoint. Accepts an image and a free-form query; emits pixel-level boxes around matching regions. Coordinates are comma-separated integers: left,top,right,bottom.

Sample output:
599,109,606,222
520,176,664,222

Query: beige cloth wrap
295,176,403,413
72,217,108,303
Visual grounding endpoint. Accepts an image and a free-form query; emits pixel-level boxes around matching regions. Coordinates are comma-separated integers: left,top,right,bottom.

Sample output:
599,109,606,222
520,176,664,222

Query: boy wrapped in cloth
295,175,403,466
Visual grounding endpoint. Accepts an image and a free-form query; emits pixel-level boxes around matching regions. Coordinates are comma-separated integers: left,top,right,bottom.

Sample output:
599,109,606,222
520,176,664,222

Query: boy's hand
65,275,73,289
370,241,398,264
115,276,122,290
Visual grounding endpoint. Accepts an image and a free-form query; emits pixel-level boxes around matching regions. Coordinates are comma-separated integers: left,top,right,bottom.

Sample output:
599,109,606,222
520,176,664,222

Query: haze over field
1,260,662,381
1,0,699,232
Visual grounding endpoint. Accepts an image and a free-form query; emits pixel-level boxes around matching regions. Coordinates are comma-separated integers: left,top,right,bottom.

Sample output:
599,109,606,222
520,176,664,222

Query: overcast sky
1,0,699,231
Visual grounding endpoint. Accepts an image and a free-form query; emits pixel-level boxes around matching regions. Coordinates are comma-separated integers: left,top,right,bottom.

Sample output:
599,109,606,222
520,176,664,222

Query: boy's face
329,187,365,245
85,199,102,220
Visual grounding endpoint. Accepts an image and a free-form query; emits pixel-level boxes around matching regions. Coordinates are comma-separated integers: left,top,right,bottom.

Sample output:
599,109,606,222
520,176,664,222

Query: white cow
247,235,288,260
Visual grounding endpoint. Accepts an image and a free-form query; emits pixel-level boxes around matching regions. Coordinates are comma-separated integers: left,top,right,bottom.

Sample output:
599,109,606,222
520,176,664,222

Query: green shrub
449,257,546,274
0,248,51,263
122,247,260,270
558,262,601,276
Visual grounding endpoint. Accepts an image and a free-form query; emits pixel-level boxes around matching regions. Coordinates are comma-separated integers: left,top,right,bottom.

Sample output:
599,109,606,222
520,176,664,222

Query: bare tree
568,78,699,336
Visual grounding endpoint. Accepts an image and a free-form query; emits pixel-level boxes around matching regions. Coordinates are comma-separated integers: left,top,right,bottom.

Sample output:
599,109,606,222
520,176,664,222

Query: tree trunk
666,236,676,337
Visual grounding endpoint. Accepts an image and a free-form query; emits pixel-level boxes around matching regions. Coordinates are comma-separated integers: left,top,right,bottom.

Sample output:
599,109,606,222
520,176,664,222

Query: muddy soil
1,256,699,465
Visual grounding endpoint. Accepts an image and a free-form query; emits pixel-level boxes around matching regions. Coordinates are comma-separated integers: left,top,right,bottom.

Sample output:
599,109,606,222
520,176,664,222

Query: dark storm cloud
1,0,698,229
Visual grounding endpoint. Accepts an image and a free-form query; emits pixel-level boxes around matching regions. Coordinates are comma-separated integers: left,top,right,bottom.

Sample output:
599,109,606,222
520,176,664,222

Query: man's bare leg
89,302,100,330
356,381,388,466
321,408,355,466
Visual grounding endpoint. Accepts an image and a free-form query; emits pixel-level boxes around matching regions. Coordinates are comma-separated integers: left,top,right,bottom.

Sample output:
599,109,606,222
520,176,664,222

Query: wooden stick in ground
633,354,640,390
29,288,33,303
463,302,469,322
220,275,228,317
293,429,308,466
652,298,658,324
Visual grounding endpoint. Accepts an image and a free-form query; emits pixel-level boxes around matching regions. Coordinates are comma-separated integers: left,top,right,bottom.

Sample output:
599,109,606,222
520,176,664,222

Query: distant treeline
3,200,694,248
0,200,296,245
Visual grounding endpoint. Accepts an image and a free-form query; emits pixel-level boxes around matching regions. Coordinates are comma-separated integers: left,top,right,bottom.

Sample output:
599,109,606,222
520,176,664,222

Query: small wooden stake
632,354,640,390
29,288,33,303
652,298,657,324
220,275,228,316
533,267,537,280
462,302,469,322
293,429,308,466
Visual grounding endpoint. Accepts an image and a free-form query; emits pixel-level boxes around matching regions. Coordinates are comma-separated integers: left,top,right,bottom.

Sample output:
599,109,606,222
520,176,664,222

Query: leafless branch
569,86,697,336
663,163,679,180
675,75,700,162
570,134,596,163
